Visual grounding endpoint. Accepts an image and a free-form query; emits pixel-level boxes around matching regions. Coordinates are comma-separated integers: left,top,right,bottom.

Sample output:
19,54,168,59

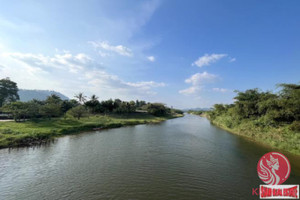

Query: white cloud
84,70,165,97
1,51,165,100
4,52,92,73
179,71,218,95
147,56,155,62
192,53,227,67
185,71,217,85
212,88,229,93
89,41,133,57
179,86,202,95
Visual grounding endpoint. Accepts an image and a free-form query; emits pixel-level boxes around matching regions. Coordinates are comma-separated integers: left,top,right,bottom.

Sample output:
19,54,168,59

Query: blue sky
0,0,299,108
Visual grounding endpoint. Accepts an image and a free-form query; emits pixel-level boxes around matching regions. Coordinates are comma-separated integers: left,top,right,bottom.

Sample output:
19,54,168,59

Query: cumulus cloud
185,71,217,85
84,69,165,97
147,56,155,62
4,52,92,73
192,53,227,67
179,71,218,95
179,86,202,95
212,88,229,93
1,51,165,99
89,41,133,57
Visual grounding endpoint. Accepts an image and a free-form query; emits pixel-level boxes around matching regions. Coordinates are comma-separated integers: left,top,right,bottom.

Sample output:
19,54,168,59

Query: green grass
0,113,183,148
208,114,300,155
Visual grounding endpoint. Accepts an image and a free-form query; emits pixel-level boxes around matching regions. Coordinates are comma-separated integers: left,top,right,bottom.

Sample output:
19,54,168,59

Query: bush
67,105,87,120
146,103,170,116
289,121,300,132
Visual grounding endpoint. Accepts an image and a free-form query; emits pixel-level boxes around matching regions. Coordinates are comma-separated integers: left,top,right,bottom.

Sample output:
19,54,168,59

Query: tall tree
67,105,87,120
74,92,87,104
85,95,100,114
46,94,62,104
0,78,20,107
2,102,27,122
90,94,98,102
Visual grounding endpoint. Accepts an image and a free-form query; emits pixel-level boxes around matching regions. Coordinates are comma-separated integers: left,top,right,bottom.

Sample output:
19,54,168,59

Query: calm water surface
0,114,299,200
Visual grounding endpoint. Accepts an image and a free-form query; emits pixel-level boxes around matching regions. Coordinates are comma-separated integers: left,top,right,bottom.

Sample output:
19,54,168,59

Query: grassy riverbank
206,114,300,155
189,84,300,155
0,113,183,148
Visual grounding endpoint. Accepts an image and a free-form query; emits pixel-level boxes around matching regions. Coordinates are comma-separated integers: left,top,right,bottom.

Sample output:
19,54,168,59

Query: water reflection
0,114,299,200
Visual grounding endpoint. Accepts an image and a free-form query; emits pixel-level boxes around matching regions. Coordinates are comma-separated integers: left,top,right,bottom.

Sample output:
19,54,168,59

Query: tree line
0,78,183,121
208,83,300,131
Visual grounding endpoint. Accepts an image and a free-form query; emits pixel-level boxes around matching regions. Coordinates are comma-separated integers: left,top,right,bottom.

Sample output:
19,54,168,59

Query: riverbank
200,113,300,155
0,113,183,149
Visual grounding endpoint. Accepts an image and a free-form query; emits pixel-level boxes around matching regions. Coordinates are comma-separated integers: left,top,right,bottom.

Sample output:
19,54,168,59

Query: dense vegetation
187,110,204,115
0,78,183,148
207,83,300,155
0,78,182,121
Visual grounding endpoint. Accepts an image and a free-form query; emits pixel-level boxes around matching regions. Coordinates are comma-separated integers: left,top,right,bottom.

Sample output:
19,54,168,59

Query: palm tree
90,94,98,102
74,92,87,104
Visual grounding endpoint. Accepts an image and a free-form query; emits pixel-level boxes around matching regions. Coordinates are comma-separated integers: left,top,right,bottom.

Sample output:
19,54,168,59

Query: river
0,114,299,200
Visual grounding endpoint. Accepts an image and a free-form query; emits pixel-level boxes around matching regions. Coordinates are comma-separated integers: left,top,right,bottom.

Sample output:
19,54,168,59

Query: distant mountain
182,107,212,112
18,89,69,102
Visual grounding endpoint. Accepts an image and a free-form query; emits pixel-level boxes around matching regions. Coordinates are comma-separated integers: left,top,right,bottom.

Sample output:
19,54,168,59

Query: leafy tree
146,103,169,116
113,99,122,109
67,105,87,120
113,101,136,113
209,83,300,127
2,102,27,122
26,101,41,118
276,83,300,122
136,100,146,109
45,94,62,104
85,95,100,114
39,103,61,119
61,99,79,113
0,78,19,107
101,99,114,113
233,89,262,118
172,109,184,114
213,104,226,114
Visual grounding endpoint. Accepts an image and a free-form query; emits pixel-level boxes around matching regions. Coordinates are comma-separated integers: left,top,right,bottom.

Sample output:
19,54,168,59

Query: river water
0,114,299,200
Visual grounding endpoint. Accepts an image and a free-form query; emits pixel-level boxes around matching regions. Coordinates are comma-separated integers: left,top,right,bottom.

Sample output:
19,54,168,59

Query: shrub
289,121,300,132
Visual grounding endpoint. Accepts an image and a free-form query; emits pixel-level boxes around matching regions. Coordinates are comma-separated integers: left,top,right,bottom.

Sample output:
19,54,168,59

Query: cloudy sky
0,0,299,108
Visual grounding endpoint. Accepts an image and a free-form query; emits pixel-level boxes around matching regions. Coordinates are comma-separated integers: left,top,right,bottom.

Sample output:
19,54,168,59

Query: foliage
289,121,300,132
39,103,62,119
67,105,87,120
187,110,203,115
84,95,100,113
207,83,300,155
0,78,181,119
74,92,87,104
0,78,19,107
146,103,170,116
2,102,28,122
172,109,184,115
209,83,300,125
61,99,79,113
